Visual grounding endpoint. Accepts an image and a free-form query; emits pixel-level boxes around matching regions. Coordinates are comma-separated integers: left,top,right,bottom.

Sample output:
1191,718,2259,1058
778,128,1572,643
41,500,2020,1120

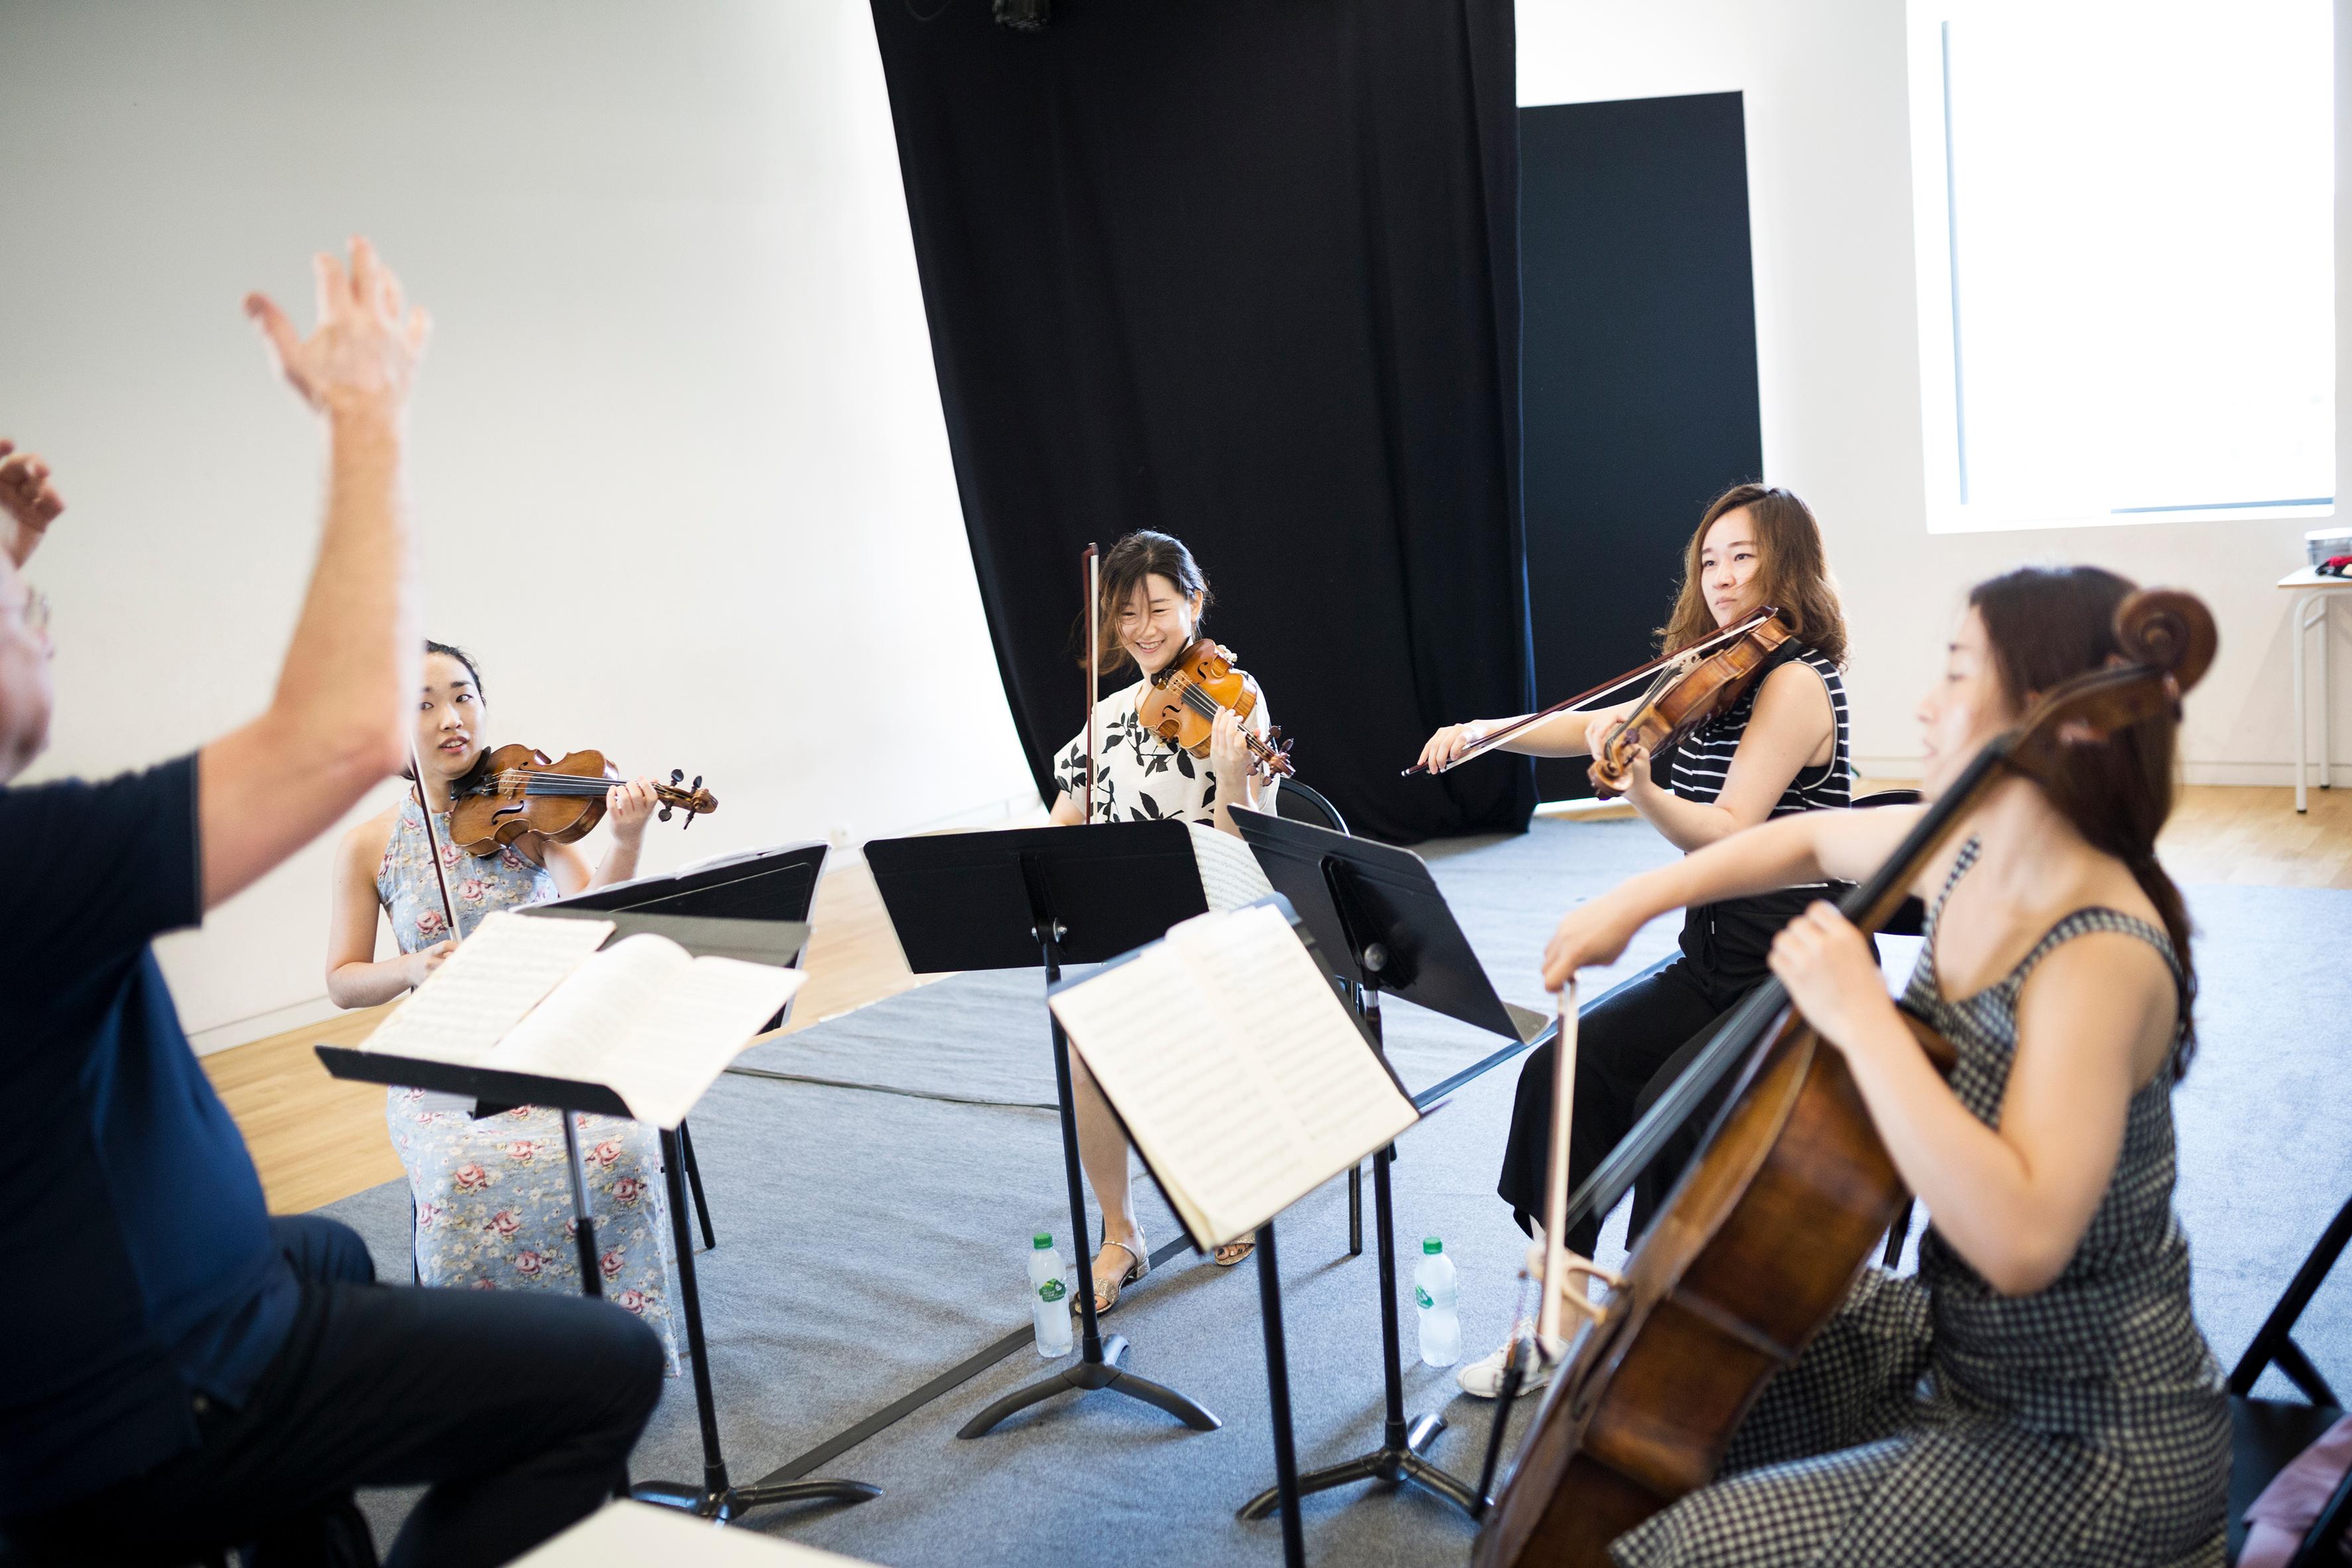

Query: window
1906,1,2334,531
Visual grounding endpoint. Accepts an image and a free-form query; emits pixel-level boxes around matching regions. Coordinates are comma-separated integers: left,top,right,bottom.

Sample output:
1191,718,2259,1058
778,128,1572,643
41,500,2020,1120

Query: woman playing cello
1539,566,2227,1567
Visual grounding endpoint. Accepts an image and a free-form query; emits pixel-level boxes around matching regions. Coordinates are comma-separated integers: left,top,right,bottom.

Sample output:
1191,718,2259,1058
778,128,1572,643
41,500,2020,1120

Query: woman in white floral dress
1045,532,1281,1308
325,642,682,1370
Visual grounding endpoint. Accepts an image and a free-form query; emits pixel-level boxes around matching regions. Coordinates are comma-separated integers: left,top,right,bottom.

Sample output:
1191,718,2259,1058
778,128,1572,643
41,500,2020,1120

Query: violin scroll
660,769,718,828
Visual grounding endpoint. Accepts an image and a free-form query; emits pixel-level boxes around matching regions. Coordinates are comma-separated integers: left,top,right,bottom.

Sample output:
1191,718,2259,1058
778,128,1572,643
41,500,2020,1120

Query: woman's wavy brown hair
1658,484,1848,666
1077,530,1214,676
1967,565,2198,1079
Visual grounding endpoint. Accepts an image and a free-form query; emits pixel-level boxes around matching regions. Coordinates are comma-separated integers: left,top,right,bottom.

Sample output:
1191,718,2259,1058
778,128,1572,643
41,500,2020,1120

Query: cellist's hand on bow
605,776,659,846
1541,889,1648,992
1767,902,1895,1057
1417,720,1487,773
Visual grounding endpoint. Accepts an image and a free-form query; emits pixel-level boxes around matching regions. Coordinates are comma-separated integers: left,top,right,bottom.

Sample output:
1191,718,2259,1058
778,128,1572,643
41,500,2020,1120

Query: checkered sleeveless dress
1612,839,2230,1567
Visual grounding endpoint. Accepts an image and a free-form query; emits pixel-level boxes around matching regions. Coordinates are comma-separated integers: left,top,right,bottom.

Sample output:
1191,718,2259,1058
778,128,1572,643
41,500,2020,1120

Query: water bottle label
1038,1279,1067,1304
1414,1286,1433,1309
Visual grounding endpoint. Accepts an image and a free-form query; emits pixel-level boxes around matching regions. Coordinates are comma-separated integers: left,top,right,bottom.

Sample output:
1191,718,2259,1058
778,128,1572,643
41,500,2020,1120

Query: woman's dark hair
402,640,491,789
1080,531,1213,674
1658,484,1849,666
1968,566,2199,1077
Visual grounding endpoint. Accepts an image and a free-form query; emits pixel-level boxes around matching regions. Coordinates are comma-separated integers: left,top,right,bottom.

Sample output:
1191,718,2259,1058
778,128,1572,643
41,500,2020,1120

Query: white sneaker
1455,1334,1569,1399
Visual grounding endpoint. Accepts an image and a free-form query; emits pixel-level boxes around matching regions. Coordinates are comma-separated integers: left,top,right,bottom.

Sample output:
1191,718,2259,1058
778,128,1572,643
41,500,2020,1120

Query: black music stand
864,822,1222,1439
1049,894,1417,1568
320,903,883,1527
1227,807,1557,1524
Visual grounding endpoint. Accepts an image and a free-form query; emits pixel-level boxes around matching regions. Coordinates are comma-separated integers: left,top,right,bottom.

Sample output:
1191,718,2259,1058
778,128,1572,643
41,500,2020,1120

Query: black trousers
1498,958,1758,1259
6,1215,664,1568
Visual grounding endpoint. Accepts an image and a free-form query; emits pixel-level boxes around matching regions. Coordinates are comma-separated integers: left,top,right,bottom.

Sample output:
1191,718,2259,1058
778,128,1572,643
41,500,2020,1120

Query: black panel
1520,94,1763,801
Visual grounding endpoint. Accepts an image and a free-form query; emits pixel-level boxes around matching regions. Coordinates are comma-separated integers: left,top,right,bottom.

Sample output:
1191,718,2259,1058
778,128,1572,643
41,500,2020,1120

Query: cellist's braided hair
1968,566,2199,1078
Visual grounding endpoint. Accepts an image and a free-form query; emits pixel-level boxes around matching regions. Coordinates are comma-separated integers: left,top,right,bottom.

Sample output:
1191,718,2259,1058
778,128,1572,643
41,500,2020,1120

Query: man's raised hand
244,237,431,422
0,441,66,568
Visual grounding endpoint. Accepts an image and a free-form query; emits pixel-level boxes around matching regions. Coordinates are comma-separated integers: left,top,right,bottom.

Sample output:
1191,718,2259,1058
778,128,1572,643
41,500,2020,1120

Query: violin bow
1083,542,1100,824
1405,607,1778,777
409,744,464,946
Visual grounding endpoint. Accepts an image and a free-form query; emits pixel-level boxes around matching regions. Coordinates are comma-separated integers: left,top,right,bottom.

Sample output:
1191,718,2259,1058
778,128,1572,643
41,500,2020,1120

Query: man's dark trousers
7,1214,664,1568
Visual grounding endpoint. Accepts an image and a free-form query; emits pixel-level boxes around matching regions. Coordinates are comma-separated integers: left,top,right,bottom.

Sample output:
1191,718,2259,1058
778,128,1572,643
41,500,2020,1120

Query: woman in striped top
1417,483,1856,1397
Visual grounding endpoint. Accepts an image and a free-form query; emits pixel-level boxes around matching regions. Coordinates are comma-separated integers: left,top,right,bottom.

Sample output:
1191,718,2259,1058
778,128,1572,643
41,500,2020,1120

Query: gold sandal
1214,1232,1257,1268
1091,1229,1147,1315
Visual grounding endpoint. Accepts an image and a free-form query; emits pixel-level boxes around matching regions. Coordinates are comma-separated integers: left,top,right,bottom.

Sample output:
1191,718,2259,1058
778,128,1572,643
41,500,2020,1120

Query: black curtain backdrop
869,0,1532,842
1519,94,1763,802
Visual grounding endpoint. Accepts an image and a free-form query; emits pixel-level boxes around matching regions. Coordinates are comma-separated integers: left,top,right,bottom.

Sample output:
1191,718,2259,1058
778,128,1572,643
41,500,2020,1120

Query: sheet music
361,910,613,1065
1186,821,1275,913
1050,902,1416,1247
1166,905,1409,1154
491,936,804,1128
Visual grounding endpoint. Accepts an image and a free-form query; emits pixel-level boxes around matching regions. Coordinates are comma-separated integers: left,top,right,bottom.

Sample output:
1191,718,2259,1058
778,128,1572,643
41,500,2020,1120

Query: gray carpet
320,818,2352,1565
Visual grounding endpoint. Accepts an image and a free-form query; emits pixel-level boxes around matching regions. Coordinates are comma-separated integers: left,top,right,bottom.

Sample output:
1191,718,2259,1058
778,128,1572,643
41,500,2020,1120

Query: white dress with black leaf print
1052,678,1272,826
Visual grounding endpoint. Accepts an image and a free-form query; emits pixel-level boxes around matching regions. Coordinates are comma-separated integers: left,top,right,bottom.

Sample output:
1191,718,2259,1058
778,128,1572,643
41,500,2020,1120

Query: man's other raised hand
244,237,431,424
0,442,66,569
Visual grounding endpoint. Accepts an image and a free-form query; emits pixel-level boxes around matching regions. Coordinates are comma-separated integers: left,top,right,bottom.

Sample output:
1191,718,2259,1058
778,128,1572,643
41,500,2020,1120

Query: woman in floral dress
1045,531,1281,1306
325,641,682,1370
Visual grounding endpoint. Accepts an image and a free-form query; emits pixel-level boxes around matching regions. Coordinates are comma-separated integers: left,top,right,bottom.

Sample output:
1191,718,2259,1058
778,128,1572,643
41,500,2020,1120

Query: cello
1473,587,2217,1567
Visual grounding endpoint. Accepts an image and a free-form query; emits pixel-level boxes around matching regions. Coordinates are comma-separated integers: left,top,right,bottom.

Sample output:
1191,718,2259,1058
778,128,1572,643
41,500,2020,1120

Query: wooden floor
205,862,929,1212
204,783,2352,1212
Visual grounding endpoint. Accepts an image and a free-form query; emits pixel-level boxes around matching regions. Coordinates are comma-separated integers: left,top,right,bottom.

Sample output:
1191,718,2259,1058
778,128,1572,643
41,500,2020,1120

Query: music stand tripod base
957,930,1220,1439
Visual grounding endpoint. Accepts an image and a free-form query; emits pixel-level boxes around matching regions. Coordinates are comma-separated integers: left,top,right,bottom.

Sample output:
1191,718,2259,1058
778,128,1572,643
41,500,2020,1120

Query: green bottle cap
1423,1236,1443,1254
1034,1232,1054,1249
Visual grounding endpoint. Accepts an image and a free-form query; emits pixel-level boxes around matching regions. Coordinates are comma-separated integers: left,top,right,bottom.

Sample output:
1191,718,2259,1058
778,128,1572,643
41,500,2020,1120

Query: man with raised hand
0,240,662,1568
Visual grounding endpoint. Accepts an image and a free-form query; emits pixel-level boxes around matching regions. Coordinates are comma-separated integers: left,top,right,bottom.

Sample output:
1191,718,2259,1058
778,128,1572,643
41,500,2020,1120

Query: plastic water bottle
1030,1231,1073,1357
1414,1236,1460,1368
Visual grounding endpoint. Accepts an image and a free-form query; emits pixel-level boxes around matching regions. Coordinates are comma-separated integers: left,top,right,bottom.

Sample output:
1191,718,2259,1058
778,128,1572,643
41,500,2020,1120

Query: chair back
2227,1193,2352,1565
1273,779,1350,837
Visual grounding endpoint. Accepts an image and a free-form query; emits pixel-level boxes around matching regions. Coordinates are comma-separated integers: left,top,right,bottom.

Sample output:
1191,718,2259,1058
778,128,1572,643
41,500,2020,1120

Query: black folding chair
2225,1192,2352,1565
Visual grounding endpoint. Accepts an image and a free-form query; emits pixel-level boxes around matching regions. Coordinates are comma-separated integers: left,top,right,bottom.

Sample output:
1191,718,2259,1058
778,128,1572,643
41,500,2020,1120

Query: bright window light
1906,1,2334,531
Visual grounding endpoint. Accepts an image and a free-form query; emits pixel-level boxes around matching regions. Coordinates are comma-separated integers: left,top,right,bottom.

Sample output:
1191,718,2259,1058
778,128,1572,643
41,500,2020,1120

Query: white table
2282,568,2352,812
511,1501,882,1565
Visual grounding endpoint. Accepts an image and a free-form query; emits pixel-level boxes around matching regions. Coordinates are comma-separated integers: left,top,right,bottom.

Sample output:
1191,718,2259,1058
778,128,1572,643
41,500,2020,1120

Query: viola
1586,610,1792,798
1472,588,2217,1568
1137,639,1294,780
1404,607,1789,786
445,745,718,858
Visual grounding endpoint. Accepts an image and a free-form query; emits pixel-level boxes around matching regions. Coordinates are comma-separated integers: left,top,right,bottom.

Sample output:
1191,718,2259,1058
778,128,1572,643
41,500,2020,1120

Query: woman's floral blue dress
376,793,681,1370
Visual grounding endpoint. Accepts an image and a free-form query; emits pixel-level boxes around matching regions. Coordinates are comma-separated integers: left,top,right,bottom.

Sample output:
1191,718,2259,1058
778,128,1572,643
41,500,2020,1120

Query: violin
445,745,718,858
1587,609,1792,798
1137,639,1295,780
1472,588,2217,1568
1404,607,1788,788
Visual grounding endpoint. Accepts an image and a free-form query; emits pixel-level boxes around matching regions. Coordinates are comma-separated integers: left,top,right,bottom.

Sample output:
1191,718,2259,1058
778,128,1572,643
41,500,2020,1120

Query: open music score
357,909,804,1129
1049,901,1418,1250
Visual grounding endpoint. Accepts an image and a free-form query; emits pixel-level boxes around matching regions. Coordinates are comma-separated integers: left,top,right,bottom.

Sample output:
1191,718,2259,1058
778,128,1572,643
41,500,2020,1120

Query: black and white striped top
1671,641,1853,986
1668,642,1851,816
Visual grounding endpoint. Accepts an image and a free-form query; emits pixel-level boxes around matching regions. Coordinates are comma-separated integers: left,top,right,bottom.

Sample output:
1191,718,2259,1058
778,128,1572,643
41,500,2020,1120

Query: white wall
1518,0,2352,782
0,1,1034,1046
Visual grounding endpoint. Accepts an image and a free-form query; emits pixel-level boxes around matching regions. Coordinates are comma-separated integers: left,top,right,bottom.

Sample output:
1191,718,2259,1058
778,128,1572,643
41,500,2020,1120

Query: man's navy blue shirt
0,755,297,1515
